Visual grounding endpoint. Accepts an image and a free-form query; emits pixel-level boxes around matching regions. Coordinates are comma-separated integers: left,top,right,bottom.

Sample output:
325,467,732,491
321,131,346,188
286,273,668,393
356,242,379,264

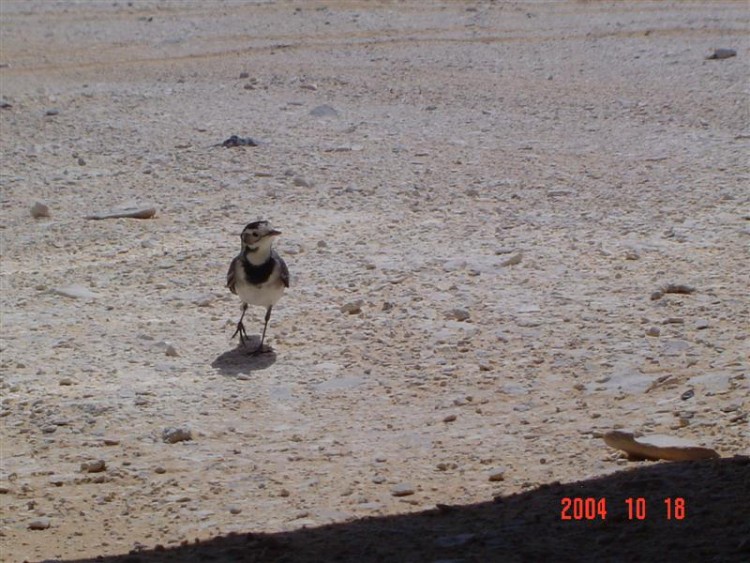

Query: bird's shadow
211,335,277,377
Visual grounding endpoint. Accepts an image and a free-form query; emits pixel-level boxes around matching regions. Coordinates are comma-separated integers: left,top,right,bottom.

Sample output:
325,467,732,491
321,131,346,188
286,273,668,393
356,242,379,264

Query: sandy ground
1,1,749,561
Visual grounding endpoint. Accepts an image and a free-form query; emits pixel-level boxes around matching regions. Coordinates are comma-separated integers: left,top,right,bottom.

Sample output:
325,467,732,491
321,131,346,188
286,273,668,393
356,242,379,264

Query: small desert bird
226,220,289,354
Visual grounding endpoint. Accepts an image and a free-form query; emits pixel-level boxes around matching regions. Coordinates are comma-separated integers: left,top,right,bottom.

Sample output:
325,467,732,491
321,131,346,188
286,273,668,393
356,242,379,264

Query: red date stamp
560,497,686,521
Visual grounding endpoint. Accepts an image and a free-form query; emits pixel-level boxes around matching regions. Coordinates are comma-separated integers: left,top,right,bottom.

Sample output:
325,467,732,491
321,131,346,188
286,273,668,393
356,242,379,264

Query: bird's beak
269,229,282,236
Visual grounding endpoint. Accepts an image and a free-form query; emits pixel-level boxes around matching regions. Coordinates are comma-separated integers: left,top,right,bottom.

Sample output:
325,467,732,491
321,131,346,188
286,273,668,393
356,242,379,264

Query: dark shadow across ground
62,456,749,563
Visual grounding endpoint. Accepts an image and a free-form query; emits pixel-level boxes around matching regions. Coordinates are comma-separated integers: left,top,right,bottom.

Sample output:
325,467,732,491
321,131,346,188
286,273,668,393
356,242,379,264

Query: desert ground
1,1,749,561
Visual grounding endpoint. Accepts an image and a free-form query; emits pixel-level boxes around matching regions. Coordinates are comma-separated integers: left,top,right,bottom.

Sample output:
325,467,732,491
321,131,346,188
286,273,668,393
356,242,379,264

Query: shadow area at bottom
60,456,749,562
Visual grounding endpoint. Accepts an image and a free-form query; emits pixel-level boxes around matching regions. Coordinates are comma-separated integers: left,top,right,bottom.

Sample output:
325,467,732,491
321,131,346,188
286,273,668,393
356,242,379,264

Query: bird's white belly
236,278,285,308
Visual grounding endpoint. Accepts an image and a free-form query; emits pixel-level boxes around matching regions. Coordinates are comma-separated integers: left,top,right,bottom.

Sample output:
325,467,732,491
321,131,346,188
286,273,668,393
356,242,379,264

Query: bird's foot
231,321,249,346
250,344,273,356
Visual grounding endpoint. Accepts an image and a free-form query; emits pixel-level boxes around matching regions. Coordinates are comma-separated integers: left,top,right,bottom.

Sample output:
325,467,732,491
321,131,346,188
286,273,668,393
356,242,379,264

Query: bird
226,220,289,354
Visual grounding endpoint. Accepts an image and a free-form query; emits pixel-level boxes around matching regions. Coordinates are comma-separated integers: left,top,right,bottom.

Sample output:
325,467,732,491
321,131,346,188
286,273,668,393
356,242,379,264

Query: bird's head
240,220,281,254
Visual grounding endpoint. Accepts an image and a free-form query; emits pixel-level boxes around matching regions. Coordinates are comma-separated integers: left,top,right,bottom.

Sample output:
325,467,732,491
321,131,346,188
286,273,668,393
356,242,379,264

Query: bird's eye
252,231,258,237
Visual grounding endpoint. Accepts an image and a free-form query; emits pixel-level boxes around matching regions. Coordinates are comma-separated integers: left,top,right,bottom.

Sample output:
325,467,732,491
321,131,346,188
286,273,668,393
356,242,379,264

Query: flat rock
660,283,695,295
603,430,719,461
390,483,415,497
52,285,99,300
86,206,156,220
309,104,339,118
594,366,654,394
688,372,732,394
314,376,365,392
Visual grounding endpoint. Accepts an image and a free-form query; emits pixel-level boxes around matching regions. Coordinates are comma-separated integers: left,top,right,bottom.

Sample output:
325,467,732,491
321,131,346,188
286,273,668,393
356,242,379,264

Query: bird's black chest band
242,256,275,285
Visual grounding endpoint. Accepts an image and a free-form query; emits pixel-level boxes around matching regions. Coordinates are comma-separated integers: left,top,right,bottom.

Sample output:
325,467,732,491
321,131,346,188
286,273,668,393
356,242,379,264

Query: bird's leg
231,303,249,346
252,306,273,355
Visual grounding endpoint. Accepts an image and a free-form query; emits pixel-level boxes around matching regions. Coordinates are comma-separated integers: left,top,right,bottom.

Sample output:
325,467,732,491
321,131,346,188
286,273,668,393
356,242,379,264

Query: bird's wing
227,255,239,294
276,252,290,288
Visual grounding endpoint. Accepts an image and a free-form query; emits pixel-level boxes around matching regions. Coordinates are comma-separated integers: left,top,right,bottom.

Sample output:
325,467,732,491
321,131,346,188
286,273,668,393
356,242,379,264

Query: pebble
229,506,242,515
390,483,415,497
80,459,106,473
442,259,466,272
59,377,74,386
30,202,50,218
547,189,574,198
309,104,339,118
293,176,312,188
443,414,457,423
28,518,51,530
45,108,60,116
165,344,179,357
219,135,258,147
192,295,213,307
624,249,640,260
646,326,660,337
706,48,737,60
239,71,249,79
341,300,363,314
501,252,523,267
436,462,458,471
695,319,710,330
162,427,192,444
488,467,506,482
445,308,470,322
